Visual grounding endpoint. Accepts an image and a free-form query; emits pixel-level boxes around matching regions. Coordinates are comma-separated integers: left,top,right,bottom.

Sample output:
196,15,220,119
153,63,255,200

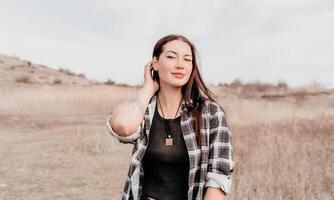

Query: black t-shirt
142,103,189,200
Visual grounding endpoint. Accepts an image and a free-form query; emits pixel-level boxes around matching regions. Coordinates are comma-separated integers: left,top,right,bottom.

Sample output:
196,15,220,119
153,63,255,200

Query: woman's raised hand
143,57,159,96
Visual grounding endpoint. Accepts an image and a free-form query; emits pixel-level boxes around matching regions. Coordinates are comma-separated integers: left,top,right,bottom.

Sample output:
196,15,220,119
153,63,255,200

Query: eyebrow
166,50,192,57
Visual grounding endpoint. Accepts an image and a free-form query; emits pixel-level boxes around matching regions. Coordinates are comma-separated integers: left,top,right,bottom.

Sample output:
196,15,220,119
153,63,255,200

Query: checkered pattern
106,95,235,200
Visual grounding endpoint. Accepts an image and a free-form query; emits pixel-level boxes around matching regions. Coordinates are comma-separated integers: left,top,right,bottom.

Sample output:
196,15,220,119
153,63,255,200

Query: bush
230,78,243,88
23,60,31,66
277,81,288,89
77,73,86,78
53,78,62,84
58,68,76,76
15,75,32,84
104,79,115,85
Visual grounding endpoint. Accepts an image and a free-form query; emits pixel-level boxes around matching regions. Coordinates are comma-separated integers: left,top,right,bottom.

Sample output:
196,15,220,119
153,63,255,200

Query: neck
157,84,183,110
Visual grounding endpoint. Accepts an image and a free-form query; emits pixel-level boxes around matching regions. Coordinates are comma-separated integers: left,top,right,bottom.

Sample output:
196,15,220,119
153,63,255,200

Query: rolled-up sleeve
105,114,143,144
205,104,235,196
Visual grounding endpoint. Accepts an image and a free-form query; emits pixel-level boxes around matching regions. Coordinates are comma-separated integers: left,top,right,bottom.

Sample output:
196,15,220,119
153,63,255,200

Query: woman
106,34,235,200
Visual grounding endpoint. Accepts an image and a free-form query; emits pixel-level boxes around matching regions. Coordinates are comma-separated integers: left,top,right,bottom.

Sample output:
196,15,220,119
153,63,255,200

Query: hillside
0,54,101,88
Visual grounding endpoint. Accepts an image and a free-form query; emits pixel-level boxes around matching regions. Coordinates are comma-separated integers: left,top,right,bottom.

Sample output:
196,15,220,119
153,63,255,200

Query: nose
175,59,185,70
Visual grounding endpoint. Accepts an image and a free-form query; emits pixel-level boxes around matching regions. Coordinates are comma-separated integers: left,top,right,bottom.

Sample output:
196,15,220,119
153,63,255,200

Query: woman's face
154,40,193,88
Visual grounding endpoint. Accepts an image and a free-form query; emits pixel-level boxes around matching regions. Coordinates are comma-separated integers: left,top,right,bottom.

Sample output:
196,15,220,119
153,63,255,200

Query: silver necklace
157,95,183,146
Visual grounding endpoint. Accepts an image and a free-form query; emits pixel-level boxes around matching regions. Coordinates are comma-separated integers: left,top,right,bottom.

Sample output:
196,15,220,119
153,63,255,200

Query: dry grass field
1,82,333,200
0,85,136,199
1,54,334,200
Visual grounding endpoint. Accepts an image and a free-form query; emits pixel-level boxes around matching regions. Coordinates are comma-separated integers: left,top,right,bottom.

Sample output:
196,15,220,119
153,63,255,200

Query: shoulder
202,98,226,118
201,98,229,129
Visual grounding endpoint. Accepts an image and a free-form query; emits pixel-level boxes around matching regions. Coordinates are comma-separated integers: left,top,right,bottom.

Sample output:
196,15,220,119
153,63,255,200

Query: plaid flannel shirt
106,95,235,200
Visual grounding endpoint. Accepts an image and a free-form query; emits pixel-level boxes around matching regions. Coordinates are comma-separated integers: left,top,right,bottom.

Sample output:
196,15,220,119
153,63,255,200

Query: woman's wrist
140,85,155,98
127,86,153,116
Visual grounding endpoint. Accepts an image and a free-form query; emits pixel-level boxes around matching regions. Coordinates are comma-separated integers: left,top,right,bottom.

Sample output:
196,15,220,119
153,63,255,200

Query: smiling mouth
171,73,185,78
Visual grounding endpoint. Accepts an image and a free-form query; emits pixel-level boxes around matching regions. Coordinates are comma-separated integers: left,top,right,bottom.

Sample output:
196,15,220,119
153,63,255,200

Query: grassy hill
0,54,101,88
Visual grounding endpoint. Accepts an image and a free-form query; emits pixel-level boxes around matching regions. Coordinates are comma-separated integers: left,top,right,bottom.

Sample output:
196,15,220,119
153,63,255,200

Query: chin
171,80,188,87
162,76,189,87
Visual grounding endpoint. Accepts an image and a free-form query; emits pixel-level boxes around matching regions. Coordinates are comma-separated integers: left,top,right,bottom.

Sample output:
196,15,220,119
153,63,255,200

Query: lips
171,73,185,78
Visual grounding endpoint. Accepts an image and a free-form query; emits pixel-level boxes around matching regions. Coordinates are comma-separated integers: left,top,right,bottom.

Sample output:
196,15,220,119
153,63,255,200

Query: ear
152,57,158,71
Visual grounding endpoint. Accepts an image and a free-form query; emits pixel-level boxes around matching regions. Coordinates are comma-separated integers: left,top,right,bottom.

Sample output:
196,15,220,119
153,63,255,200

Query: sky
0,0,333,88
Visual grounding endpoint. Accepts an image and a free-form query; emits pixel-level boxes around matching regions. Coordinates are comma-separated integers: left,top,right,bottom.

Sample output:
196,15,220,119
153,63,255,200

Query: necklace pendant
165,138,173,146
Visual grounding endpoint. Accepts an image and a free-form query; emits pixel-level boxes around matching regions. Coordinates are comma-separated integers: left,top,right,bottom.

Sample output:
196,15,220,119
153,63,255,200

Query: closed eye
167,56,192,62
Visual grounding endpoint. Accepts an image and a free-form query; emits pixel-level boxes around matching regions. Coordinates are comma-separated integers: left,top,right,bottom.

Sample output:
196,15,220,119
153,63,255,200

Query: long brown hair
152,34,228,146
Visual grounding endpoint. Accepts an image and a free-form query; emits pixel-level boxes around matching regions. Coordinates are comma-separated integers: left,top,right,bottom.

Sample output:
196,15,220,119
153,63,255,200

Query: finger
145,60,153,69
144,61,151,72
144,60,153,75
146,60,154,71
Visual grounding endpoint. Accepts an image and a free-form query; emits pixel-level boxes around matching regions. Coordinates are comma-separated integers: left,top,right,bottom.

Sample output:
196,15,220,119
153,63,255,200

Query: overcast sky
0,0,333,88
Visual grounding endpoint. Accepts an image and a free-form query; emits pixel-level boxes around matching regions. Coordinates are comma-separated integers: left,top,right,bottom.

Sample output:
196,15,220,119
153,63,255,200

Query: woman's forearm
109,86,153,136
204,187,226,200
